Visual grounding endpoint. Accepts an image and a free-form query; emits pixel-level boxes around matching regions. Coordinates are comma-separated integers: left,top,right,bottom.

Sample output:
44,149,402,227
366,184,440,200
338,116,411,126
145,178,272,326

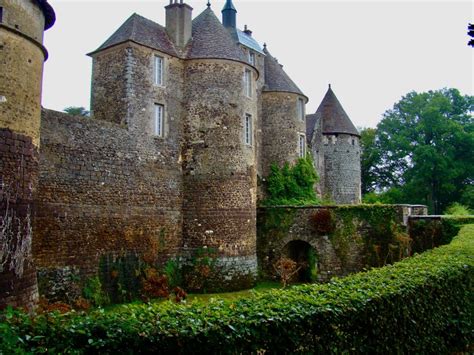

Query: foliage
183,247,219,293
444,202,472,216
263,155,319,206
361,88,474,213
63,106,90,117
460,184,474,210
1,225,472,353
310,208,335,234
163,259,183,289
82,277,109,307
305,248,318,282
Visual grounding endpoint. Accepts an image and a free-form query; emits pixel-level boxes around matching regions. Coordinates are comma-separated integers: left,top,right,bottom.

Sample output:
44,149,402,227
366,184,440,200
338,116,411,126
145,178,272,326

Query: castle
0,0,360,309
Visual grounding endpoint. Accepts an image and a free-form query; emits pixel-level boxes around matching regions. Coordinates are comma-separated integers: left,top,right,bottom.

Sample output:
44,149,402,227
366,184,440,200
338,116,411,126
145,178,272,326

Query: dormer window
244,69,252,97
248,51,255,66
154,55,164,86
297,98,305,121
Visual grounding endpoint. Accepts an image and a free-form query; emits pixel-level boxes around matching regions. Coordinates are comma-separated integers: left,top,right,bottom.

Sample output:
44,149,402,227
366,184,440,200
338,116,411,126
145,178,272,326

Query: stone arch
281,240,318,282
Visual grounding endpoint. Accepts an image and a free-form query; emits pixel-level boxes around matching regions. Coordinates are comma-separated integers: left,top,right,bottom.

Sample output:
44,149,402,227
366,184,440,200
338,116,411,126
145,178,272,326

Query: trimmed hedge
2,225,473,353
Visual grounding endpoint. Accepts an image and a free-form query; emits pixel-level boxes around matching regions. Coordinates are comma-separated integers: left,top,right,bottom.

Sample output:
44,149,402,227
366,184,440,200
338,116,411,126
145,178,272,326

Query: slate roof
186,8,247,62
306,113,318,142
311,86,360,137
89,13,178,57
263,47,306,99
234,29,265,54
34,0,56,30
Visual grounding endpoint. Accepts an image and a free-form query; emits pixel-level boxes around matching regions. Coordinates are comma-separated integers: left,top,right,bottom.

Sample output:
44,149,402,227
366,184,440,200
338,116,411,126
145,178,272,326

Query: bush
1,225,473,353
444,202,472,216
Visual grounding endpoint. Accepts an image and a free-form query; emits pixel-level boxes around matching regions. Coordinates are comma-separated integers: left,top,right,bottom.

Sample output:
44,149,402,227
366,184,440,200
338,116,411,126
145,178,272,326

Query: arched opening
282,240,318,283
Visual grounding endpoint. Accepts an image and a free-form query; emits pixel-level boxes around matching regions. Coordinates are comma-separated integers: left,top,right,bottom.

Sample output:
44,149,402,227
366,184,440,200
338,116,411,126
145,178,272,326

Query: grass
186,281,282,302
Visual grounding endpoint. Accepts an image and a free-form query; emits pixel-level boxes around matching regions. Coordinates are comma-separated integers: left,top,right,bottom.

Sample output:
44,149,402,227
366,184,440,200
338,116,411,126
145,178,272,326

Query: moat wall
33,109,183,301
257,205,427,282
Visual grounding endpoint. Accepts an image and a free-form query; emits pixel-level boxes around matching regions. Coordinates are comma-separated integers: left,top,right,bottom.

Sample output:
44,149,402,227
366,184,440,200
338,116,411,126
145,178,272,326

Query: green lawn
186,281,282,302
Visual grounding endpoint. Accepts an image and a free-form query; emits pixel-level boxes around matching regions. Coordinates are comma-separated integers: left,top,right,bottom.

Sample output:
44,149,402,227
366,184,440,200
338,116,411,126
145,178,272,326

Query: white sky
42,0,473,128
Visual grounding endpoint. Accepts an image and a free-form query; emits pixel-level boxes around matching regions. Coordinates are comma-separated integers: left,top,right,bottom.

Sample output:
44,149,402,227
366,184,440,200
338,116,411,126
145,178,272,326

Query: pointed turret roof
310,85,359,137
263,46,306,99
186,8,246,62
88,13,178,57
35,0,56,30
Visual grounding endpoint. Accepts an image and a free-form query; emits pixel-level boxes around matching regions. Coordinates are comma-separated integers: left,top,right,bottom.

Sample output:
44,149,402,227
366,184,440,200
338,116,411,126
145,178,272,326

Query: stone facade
0,0,54,310
1,0,367,306
257,205,428,283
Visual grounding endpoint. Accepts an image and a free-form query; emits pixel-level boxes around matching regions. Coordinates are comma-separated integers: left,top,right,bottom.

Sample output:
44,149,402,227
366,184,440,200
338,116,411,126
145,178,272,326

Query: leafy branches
263,155,319,206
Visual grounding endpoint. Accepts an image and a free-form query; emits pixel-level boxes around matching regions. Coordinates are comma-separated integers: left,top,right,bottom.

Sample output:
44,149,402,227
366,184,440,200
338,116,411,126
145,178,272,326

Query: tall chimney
222,0,237,28
165,0,193,48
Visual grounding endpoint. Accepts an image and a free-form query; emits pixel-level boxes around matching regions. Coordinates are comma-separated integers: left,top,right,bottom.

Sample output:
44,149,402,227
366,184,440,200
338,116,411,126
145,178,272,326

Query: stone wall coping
258,204,428,210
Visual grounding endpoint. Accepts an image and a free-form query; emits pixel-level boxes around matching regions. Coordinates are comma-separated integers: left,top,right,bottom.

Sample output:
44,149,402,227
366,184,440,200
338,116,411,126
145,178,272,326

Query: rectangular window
0,7,3,23
248,51,255,66
154,55,164,86
154,104,164,137
244,114,253,145
244,69,252,97
297,98,305,121
298,134,306,158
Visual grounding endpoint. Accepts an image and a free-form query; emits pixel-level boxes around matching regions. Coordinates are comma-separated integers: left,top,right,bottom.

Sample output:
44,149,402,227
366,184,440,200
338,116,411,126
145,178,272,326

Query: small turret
222,0,237,28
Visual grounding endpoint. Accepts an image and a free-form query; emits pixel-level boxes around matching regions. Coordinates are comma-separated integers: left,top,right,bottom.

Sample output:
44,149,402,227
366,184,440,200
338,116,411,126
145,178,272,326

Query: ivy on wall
262,155,319,206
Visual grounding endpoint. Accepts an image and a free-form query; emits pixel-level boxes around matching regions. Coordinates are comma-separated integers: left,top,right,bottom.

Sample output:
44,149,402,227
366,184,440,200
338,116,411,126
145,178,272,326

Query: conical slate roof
186,8,246,62
35,0,56,30
312,86,359,137
263,47,306,98
89,13,178,57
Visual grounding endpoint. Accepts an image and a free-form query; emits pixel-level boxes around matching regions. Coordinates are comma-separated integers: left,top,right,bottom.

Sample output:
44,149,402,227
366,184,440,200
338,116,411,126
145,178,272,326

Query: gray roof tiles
90,13,178,57
262,47,306,98
186,8,247,62
311,86,360,137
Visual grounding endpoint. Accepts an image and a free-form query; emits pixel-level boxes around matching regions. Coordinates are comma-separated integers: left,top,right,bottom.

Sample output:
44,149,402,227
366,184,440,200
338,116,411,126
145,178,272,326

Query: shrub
444,202,472,216
1,225,473,353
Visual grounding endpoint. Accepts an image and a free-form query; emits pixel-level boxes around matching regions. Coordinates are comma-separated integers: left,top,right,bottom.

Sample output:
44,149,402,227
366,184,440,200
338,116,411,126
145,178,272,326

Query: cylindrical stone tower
309,85,361,204
261,46,308,178
0,0,55,310
182,8,258,291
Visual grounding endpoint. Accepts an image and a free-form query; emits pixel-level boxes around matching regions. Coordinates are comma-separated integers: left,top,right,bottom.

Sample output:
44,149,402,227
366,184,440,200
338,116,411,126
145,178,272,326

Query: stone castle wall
261,92,307,178
33,109,183,290
182,59,258,290
0,0,49,310
313,132,361,204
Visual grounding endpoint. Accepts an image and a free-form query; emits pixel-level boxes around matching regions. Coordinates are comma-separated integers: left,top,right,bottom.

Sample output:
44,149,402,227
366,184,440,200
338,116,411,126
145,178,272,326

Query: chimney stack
165,0,193,48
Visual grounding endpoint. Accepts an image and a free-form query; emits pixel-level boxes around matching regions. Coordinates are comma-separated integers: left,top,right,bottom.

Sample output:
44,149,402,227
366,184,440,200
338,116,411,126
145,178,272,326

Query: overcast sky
42,0,473,128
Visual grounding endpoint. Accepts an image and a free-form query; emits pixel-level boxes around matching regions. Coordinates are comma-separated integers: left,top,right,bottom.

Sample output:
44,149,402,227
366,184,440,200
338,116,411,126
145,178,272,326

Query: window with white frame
298,134,306,158
244,114,253,145
248,51,255,66
244,69,252,97
154,104,164,137
297,98,305,121
154,55,164,86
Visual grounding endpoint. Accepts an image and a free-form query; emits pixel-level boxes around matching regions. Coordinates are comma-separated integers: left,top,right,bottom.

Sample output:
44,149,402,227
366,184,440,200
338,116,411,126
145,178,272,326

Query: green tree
360,127,380,194
369,88,473,213
64,106,90,117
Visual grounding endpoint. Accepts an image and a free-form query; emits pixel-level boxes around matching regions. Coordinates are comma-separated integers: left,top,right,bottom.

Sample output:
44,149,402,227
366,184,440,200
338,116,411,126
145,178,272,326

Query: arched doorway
282,240,318,283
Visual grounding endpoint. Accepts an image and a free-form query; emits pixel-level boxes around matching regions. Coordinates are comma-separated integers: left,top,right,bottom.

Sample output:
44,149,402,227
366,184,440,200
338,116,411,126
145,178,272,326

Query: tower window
244,114,253,145
297,98,305,121
0,7,3,23
244,69,252,97
298,134,306,158
154,104,164,137
248,51,255,66
154,55,164,86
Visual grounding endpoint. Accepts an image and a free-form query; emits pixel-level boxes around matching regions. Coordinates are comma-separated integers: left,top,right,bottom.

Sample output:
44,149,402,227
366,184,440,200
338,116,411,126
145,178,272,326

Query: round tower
182,7,258,291
261,46,308,178
310,85,361,204
0,0,55,309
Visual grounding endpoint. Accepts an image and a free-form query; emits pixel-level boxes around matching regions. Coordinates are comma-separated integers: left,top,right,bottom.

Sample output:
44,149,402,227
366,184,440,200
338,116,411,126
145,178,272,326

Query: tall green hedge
2,225,473,353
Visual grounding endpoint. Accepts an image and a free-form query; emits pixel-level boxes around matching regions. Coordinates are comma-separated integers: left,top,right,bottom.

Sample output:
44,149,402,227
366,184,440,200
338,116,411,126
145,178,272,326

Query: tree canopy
361,88,474,213
64,106,90,117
